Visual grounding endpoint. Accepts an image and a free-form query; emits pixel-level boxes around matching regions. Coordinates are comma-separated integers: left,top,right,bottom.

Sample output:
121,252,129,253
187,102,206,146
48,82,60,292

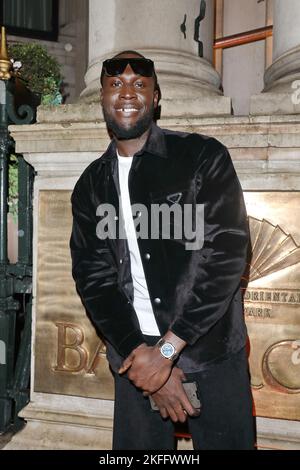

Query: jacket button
144,253,151,260
154,297,161,305
137,211,142,217
120,259,123,264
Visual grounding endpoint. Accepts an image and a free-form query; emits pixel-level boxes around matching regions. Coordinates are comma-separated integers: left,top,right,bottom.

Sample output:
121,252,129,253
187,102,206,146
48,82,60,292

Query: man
70,50,255,450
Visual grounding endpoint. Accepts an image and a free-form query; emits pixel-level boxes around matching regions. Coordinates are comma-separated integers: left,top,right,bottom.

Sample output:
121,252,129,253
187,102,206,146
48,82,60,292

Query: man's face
100,53,159,140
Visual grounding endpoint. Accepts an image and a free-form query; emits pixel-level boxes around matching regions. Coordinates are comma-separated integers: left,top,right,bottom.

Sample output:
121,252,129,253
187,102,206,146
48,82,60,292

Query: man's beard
103,105,154,140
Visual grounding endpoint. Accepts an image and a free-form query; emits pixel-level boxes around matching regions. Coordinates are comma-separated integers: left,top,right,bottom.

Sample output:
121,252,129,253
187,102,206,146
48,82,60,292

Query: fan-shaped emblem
247,216,300,282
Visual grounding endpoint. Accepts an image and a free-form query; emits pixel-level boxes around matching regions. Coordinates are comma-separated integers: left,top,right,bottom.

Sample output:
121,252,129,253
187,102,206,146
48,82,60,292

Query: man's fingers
166,405,178,423
159,407,168,420
171,401,187,423
167,403,189,423
178,384,200,417
181,396,200,417
178,369,187,382
118,358,133,374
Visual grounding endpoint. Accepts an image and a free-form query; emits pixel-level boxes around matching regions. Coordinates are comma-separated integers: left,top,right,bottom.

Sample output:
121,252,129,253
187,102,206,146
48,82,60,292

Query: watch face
161,342,175,358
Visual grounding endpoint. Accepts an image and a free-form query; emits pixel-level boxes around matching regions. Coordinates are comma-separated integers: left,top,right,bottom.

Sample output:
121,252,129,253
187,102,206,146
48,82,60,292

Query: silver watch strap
156,338,179,361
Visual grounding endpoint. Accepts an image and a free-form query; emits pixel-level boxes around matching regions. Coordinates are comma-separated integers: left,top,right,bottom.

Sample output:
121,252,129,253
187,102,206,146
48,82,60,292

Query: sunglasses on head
102,58,154,78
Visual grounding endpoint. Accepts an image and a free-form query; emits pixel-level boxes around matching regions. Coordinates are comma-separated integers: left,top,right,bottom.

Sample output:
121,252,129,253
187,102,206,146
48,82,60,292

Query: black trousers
112,347,255,450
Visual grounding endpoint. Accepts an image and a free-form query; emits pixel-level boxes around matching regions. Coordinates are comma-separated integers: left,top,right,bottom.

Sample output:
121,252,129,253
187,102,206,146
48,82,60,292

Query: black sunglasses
102,58,154,78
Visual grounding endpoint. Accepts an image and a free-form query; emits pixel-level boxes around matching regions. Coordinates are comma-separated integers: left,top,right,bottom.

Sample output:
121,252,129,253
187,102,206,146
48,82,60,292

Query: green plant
8,42,63,104
7,44,63,219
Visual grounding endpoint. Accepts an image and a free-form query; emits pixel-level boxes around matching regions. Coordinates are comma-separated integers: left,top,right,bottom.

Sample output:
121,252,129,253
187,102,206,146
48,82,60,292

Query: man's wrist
156,338,179,361
161,331,187,354
156,331,187,362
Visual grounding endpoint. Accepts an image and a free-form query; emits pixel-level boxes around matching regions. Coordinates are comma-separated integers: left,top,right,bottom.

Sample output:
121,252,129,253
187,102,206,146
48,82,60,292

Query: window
0,0,58,41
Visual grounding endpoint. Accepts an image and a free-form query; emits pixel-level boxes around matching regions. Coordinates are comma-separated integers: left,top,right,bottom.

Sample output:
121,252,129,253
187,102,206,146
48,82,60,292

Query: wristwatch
156,338,179,361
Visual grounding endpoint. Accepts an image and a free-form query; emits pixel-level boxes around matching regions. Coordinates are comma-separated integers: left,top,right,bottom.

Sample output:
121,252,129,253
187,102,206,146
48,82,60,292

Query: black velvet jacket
70,123,249,372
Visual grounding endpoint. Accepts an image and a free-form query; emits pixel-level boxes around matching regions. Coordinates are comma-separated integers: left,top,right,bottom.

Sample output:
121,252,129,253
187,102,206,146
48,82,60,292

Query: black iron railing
0,27,36,433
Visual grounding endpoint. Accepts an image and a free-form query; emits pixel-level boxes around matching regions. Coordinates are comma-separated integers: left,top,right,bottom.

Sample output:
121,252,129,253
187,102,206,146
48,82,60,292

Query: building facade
4,0,300,450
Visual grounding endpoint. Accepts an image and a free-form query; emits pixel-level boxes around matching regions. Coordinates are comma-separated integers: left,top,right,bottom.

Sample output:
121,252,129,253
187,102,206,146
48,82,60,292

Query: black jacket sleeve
70,172,144,358
170,144,249,344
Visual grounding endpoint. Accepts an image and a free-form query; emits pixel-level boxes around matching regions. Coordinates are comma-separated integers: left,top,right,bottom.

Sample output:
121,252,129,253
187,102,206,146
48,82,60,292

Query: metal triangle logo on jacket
166,192,182,204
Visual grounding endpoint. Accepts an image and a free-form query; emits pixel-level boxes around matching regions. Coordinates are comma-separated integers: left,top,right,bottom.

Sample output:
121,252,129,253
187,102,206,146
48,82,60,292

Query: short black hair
100,50,161,102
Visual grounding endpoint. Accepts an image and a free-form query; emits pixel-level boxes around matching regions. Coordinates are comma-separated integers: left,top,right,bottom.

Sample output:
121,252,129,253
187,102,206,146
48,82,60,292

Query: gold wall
34,190,300,419
34,190,114,399
244,192,300,419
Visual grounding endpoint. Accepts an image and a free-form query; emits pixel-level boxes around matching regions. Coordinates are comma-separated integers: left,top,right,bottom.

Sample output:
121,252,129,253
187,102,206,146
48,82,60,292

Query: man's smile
115,106,141,116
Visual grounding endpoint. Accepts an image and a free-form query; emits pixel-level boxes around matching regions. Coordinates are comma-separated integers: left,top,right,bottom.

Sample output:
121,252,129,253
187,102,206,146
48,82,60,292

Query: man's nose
119,83,136,99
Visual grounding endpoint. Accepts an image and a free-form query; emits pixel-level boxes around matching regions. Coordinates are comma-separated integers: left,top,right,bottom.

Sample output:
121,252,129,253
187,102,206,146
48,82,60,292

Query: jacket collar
101,122,168,164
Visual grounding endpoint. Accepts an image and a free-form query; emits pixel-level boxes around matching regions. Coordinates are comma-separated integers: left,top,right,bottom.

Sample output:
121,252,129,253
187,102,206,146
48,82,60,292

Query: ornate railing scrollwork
6,90,35,125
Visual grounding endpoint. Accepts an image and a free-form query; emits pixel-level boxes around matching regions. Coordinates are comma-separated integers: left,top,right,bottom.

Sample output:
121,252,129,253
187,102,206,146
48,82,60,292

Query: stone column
251,0,300,115
81,0,231,117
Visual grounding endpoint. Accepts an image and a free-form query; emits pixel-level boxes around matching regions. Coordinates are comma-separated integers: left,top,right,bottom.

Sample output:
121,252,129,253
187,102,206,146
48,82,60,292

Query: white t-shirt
117,151,160,336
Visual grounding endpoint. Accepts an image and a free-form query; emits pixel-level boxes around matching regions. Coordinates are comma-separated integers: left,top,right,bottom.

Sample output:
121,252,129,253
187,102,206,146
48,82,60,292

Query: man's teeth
117,108,138,112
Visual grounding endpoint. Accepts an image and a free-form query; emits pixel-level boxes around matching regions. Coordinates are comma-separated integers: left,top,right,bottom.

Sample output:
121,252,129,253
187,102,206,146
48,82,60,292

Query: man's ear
100,88,103,105
153,89,159,109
